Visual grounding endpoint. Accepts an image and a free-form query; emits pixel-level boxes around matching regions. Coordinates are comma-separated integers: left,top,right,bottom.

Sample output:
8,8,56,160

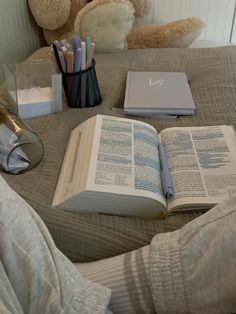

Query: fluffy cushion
74,0,135,52
127,17,205,49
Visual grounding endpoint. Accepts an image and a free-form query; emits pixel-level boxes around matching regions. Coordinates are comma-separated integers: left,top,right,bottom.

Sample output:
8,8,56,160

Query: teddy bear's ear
28,0,71,30
128,0,151,17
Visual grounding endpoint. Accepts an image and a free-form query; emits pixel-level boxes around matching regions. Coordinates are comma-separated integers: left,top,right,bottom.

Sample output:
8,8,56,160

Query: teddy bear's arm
127,17,205,49
28,0,71,30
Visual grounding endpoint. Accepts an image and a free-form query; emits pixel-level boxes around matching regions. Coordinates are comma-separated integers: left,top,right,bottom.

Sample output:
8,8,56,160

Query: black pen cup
62,59,102,108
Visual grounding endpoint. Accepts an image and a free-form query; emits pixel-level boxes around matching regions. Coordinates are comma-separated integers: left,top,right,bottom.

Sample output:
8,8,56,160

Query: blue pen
70,48,82,106
71,36,81,53
158,143,174,198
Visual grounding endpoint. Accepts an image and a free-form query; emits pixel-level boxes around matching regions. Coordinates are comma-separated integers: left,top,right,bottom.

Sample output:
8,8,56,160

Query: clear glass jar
0,106,44,174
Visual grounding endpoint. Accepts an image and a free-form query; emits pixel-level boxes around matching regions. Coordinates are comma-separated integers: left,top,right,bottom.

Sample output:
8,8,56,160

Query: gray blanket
1,46,236,262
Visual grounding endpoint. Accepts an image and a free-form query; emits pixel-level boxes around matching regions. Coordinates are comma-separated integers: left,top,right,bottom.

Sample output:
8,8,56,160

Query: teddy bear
28,0,205,53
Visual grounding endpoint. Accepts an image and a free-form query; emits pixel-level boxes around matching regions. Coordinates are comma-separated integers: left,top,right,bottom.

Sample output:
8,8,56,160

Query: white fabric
77,193,236,313
1,172,236,313
77,245,154,314
0,175,111,314
150,194,236,313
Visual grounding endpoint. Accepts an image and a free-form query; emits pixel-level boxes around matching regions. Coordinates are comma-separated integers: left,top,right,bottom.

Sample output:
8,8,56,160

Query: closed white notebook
124,71,195,115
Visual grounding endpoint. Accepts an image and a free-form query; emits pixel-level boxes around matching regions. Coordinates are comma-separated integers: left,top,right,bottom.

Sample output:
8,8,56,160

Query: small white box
4,60,62,119
9,87,52,119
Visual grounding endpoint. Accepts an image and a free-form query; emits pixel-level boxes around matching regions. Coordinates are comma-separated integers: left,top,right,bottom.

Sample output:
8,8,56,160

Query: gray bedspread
1,46,236,262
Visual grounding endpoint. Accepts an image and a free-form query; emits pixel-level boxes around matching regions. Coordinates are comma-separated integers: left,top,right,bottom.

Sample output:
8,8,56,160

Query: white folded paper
0,124,30,173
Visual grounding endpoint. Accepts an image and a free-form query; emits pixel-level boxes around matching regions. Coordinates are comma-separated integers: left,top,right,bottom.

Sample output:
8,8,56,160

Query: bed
1,45,236,262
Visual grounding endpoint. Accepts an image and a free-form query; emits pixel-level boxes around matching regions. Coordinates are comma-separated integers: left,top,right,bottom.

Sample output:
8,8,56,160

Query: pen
61,46,68,58
74,47,82,72
86,42,95,68
53,40,62,51
58,51,66,72
65,43,73,52
60,39,69,46
52,42,63,73
80,42,87,108
71,36,81,53
65,51,75,73
70,48,82,106
158,143,174,198
85,36,91,56
81,42,86,70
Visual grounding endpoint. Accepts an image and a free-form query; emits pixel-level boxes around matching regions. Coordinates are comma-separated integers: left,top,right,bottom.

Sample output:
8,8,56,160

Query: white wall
231,5,236,43
136,0,236,43
0,0,41,83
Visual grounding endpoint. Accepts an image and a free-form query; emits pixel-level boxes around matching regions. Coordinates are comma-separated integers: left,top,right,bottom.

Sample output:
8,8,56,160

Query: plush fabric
28,0,71,30
42,0,88,44
28,0,204,51
74,0,134,52
0,174,111,313
78,196,236,313
127,17,205,49
130,0,151,17
150,194,236,313
28,0,149,47
2,46,236,262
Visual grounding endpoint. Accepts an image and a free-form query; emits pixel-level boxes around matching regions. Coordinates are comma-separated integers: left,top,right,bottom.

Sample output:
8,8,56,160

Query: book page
159,125,236,211
87,115,166,206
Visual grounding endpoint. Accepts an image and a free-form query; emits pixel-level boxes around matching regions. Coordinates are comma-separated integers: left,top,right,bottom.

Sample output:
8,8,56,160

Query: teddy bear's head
29,0,204,53
28,0,150,46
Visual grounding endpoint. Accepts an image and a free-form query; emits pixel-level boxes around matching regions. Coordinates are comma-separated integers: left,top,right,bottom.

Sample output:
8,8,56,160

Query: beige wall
0,0,41,83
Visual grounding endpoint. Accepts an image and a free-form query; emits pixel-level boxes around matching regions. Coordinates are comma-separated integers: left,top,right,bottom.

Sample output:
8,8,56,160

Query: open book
52,115,236,218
